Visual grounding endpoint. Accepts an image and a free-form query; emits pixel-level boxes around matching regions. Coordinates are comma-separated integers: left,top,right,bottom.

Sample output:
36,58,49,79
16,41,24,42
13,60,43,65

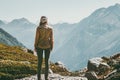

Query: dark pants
36,47,51,80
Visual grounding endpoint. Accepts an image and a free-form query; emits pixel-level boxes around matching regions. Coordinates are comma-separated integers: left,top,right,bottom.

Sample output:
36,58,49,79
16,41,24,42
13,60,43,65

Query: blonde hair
39,16,48,26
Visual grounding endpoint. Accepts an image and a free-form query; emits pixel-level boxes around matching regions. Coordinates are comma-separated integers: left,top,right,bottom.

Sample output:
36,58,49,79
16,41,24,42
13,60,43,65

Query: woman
34,16,54,80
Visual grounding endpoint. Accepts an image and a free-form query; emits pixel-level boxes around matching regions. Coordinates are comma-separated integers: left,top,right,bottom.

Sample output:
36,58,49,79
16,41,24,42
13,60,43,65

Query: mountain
0,18,36,49
50,3,120,71
0,4,120,71
7,18,35,27
0,28,25,47
0,20,5,26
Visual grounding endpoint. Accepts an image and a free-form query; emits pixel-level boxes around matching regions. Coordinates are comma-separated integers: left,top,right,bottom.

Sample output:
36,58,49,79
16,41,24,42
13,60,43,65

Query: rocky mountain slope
51,3,120,70
0,28,25,47
0,18,36,49
0,20,5,26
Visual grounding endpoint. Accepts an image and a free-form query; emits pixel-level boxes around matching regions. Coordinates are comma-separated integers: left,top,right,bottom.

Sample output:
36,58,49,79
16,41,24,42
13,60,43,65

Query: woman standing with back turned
34,16,54,80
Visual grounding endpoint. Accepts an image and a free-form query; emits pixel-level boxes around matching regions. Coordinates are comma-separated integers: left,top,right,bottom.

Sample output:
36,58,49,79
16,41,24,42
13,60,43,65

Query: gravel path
15,74,88,80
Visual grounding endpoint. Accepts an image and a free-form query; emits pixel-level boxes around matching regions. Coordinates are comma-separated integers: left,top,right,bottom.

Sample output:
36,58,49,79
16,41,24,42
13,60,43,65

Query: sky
0,0,120,24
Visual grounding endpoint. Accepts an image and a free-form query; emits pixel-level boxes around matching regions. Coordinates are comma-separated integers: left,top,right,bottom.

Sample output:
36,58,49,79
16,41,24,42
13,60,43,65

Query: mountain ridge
0,20,5,26
51,3,120,71
0,28,25,47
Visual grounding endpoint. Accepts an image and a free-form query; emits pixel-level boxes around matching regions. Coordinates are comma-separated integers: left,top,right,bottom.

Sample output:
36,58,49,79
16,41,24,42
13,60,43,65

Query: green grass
0,43,72,79
0,72,14,80
0,43,37,79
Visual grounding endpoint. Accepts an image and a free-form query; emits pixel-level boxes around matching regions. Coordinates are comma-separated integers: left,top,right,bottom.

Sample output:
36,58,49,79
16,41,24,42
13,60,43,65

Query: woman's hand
34,47,37,52
50,46,53,51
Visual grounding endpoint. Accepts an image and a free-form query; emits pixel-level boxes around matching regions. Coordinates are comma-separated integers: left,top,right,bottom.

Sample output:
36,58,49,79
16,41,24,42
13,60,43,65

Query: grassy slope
0,43,37,79
0,43,71,80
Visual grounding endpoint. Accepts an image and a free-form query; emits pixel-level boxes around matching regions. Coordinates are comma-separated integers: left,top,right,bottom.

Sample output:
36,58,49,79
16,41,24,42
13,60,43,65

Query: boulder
22,48,34,54
87,57,103,71
102,56,110,61
98,62,110,75
85,53,120,80
51,61,69,75
111,53,120,59
108,59,117,67
85,71,98,80
108,59,120,70
55,61,66,69
104,69,120,80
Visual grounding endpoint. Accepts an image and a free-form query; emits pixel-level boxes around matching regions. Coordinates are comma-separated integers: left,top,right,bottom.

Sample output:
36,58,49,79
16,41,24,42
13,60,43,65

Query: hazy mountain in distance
0,18,36,49
0,20,5,26
50,3,120,71
0,28,25,47
7,18,34,27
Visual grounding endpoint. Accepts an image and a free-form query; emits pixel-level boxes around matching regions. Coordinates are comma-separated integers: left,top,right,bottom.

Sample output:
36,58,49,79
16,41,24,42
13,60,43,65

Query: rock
50,61,70,76
49,68,53,74
111,53,120,59
102,56,110,61
85,53,120,80
114,62,120,70
22,48,28,53
22,48,34,54
87,57,103,71
27,49,34,54
85,71,98,80
104,69,120,80
108,59,117,67
55,61,68,72
98,62,110,75
55,61,65,68
108,59,120,70
79,67,88,73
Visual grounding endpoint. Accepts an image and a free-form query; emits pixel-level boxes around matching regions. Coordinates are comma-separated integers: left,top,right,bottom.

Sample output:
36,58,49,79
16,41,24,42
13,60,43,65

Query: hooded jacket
34,25,54,50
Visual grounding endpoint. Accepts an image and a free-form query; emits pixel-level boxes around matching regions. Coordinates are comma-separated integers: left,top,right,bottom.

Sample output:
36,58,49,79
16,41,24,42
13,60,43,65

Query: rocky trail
15,74,87,80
